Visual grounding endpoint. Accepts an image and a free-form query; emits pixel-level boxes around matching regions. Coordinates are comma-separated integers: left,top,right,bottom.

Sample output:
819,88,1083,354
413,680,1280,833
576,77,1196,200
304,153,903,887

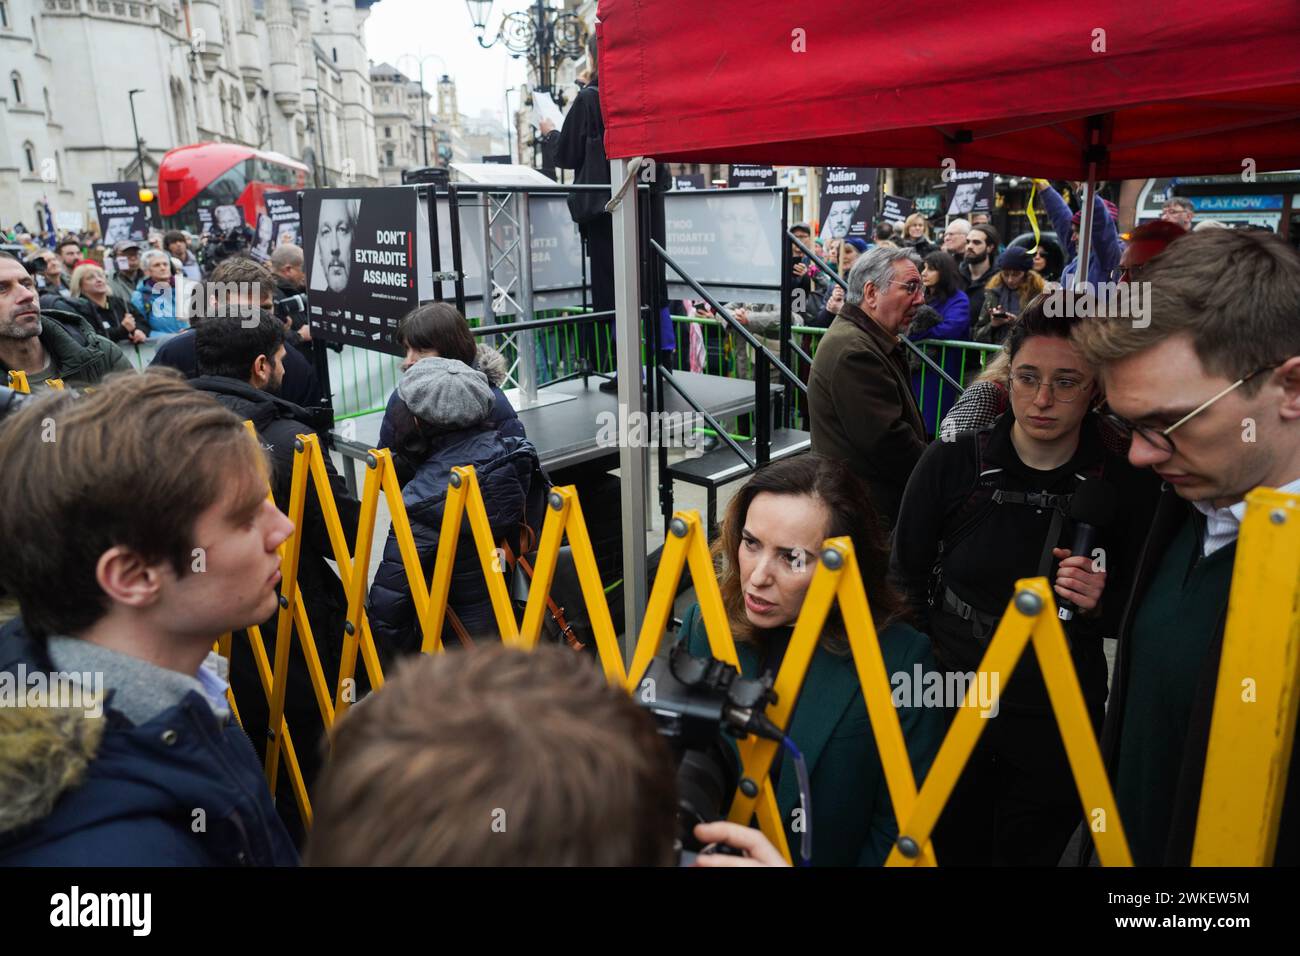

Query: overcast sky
365,0,530,124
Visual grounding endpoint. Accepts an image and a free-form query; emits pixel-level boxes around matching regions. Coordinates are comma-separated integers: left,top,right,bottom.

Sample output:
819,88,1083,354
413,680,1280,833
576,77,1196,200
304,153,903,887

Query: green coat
677,603,944,866
15,313,133,388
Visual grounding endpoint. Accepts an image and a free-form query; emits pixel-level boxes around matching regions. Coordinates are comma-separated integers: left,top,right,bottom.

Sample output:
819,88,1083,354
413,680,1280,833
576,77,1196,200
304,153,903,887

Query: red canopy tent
590,0,1300,636
597,0,1300,178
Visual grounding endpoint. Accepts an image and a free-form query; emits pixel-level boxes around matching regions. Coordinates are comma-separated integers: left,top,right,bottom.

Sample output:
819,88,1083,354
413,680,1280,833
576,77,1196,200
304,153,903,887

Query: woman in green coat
676,454,945,866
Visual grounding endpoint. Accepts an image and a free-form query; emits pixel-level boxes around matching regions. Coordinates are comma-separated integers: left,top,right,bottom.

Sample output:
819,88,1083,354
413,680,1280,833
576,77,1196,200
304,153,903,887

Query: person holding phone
972,247,1045,345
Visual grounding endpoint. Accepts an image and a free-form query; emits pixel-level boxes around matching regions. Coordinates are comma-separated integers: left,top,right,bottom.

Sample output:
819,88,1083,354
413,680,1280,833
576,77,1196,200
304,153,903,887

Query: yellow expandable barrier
224,428,1299,865
1193,487,1300,865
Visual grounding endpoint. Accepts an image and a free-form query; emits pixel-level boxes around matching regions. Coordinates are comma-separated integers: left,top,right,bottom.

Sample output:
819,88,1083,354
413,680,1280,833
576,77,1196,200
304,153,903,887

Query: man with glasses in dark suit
1072,228,1300,865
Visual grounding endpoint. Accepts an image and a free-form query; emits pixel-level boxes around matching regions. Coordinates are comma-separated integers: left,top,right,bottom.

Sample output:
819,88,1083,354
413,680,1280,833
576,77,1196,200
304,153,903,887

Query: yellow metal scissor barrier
221,426,1299,865
1194,487,1300,865
7,370,65,392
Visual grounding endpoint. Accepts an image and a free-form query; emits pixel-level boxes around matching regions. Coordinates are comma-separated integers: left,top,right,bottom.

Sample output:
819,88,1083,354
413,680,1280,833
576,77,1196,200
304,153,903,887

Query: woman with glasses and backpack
890,296,1158,865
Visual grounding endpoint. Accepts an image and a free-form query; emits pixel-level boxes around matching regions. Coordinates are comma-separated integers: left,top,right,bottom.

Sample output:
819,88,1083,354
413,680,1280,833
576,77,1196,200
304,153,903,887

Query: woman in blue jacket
130,249,185,336
910,250,971,435
675,454,944,866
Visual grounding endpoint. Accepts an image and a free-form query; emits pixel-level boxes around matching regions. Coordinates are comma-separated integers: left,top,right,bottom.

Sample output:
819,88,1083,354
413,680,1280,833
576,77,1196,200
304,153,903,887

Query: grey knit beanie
398,356,493,429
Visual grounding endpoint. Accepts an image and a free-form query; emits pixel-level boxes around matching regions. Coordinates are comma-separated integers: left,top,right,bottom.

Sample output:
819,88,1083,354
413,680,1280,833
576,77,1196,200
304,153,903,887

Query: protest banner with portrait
303,187,418,355
945,170,996,217
92,182,147,244
663,189,783,304
817,167,879,241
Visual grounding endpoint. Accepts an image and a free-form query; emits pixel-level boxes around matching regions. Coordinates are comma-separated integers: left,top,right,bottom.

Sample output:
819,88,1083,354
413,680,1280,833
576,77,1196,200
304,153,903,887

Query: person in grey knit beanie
397,356,494,430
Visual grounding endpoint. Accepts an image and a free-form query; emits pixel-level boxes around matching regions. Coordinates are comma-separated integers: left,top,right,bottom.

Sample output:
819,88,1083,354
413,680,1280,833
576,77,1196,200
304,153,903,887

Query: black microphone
1058,478,1118,622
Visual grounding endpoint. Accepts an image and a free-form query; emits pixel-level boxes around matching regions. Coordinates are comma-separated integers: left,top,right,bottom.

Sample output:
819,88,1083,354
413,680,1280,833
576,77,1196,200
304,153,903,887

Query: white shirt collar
1192,476,1300,556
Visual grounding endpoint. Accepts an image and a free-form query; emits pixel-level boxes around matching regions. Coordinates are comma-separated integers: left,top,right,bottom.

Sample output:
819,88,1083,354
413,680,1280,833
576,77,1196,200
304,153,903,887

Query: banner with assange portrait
818,167,879,242
251,191,302,261
303,187,418,355
663,190,784,305
92,182,148,245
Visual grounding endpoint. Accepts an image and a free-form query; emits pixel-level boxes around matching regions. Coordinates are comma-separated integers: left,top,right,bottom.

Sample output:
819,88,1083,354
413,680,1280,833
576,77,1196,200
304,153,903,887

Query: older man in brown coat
808,246,928,526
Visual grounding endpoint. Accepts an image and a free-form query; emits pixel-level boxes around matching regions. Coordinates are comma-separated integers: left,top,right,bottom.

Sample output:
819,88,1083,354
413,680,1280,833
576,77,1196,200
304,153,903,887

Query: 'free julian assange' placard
302,187,418,356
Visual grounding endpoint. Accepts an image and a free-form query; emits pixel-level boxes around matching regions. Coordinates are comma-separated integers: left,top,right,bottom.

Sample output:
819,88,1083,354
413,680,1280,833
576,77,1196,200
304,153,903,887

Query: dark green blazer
678,603,944,866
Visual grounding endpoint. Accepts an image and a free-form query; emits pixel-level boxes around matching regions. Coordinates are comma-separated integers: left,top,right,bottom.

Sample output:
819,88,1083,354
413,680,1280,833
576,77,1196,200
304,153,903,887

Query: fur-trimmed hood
0,620,299,865
473,343,509,389
0,703,104,837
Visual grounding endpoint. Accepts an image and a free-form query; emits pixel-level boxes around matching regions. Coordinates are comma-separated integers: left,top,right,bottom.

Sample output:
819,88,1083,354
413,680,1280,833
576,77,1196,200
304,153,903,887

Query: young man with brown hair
307,645,786,867
1071,228,1300,865
306,645,678,866
0,370,300,865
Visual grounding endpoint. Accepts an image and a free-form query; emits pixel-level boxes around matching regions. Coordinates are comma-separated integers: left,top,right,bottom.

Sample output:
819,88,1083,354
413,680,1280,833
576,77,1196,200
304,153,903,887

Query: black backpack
928,427,1106,614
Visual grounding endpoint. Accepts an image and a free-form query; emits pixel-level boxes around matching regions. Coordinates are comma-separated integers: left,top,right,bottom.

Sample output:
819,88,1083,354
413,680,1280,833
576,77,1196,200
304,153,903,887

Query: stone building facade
1,0,382,231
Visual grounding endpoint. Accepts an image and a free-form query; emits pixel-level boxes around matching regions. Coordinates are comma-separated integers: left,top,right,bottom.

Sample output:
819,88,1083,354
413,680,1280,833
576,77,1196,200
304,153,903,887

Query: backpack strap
500,532,587,652
444,607,476,648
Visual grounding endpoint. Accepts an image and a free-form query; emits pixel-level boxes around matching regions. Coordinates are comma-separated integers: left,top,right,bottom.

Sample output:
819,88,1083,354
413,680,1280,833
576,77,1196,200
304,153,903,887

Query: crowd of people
0,169,1297,870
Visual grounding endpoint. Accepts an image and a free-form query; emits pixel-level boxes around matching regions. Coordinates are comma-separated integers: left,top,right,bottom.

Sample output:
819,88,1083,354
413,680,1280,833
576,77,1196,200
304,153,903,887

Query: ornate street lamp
465,0,587,98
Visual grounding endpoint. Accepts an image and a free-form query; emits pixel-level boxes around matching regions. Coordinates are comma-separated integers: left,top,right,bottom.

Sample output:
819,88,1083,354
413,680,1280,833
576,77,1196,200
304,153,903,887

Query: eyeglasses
886,277,924,295
1010,371,1091,403
1100,363,1281,455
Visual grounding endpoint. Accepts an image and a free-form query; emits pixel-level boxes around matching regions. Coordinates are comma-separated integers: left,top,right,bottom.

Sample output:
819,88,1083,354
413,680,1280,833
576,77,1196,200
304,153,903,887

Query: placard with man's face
312,198,360,294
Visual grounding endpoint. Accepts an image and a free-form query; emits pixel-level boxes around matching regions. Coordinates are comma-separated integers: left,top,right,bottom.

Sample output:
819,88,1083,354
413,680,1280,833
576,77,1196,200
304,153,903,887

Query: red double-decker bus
158,142,309,234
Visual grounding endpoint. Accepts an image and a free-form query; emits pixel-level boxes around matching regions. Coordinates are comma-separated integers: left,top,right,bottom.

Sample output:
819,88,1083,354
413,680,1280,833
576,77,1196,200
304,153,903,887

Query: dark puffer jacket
367,424,544,657
378,344,524,485
0,620,298,866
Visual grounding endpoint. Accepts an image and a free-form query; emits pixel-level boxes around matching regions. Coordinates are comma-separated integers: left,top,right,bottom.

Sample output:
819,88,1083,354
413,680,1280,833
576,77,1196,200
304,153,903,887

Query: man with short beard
57,238,81,280
191,312,360,843
959,224,999,320
0,252,129,389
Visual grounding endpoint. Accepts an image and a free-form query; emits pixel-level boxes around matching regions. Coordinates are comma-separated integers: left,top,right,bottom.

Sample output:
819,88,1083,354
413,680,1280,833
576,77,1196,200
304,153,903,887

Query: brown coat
807,303,927,525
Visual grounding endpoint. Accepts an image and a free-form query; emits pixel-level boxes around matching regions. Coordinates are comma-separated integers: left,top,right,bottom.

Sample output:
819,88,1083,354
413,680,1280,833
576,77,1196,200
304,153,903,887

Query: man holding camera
269,244,312,349
108,239,145,303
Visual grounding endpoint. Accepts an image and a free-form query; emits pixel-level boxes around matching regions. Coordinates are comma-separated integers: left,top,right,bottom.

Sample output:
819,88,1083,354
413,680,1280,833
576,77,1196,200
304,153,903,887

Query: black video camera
275,291,308,324
637,642,782,862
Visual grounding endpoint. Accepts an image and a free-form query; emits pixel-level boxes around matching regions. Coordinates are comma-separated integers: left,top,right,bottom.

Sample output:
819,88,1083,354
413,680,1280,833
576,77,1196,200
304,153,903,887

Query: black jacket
958,260,993,320
541,80,610,228
152,328,324,410
891,412,1157,712
63,294,149,343
190,376,360,818
1079,485,1300,865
